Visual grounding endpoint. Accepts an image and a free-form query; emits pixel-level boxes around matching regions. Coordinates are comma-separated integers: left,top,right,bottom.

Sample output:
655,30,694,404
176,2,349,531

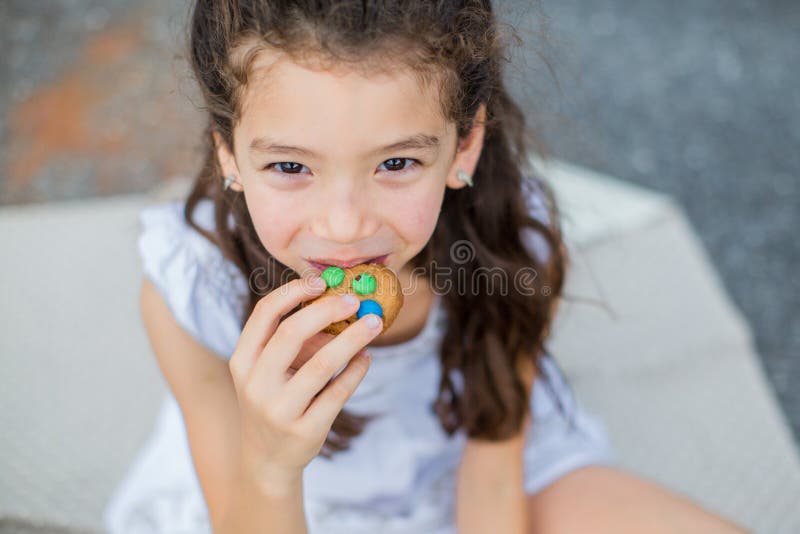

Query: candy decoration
299,263,402,336
356,299,383,319
321,266,345,288
352,272,377,295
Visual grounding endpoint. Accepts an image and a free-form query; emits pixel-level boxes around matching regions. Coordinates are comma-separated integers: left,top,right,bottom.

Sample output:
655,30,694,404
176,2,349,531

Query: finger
229,276,326,385
300,346,372,431
280,313,383,418
304,345,368,389
248,293,362,392
286,331,336,376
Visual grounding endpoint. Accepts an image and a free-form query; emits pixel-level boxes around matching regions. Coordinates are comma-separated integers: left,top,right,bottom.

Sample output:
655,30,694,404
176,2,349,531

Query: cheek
387,187,443,243
244,189,304,251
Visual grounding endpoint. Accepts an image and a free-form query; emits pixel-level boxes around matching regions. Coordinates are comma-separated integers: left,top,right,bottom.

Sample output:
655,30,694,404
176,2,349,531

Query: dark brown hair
182,0,571,458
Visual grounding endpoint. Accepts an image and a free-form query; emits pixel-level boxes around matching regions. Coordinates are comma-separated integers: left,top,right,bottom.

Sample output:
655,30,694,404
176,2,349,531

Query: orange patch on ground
5,13,148,189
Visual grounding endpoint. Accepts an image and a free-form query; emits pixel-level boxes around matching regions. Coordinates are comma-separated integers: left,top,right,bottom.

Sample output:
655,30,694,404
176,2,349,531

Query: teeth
335,259,371,268
310,255,385,270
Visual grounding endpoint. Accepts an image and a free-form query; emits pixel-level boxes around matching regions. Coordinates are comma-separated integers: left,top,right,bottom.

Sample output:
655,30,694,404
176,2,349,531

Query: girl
104,1,749,533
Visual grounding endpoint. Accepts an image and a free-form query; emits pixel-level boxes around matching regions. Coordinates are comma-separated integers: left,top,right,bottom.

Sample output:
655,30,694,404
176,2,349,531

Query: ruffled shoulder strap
520,176,554,262
137,199,249,360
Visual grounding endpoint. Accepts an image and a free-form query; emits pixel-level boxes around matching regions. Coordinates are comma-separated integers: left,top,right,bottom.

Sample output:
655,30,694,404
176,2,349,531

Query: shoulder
137,199,249,359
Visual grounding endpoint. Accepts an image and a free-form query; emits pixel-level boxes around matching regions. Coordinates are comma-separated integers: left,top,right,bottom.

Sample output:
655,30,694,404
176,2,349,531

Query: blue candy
356,299,383,319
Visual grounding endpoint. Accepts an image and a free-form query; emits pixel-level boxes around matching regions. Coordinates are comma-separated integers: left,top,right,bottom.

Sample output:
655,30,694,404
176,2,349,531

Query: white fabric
103,195,616,533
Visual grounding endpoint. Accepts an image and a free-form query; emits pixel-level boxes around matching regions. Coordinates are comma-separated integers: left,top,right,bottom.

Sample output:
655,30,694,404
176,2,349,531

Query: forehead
236,47,449,150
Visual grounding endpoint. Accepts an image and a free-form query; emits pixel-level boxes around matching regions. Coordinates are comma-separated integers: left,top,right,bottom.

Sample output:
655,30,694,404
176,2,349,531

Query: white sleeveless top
103,189,616,534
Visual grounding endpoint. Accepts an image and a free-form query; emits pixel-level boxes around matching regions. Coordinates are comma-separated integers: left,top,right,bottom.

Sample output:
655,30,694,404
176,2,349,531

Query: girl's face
215,49,485,281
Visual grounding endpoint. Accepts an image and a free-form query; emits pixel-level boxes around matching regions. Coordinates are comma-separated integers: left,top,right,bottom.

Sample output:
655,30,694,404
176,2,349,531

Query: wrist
236,451,304,499
220,461,309,534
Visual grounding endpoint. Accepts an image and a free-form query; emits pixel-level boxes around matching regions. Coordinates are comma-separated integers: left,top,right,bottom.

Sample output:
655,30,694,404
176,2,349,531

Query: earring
456,170,473,187
223,174,236,190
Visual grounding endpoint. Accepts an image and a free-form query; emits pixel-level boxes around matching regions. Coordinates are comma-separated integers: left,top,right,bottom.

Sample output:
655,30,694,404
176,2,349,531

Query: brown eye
378,158,419,173
266,162,307,174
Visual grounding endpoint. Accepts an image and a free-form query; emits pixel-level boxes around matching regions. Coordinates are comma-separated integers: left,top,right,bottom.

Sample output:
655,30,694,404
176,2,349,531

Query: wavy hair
182,0,571,458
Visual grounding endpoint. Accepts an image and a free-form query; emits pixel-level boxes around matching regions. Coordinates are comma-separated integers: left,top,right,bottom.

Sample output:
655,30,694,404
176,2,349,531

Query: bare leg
525,466,750,534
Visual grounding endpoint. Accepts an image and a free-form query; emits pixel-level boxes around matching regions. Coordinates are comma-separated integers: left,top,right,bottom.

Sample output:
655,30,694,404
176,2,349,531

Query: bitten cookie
301,262,404,335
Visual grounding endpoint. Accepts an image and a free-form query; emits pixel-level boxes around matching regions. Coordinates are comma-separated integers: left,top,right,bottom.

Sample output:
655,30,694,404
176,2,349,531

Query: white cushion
0,159,797,531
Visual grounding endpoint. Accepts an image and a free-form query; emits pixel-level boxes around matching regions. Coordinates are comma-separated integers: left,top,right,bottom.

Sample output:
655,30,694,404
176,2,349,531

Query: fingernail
365,314,382,329
342,294,360,307
309,276,326,289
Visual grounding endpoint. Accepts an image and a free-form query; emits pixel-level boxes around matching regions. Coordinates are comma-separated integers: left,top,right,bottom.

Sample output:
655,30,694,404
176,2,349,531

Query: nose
312,180,376,244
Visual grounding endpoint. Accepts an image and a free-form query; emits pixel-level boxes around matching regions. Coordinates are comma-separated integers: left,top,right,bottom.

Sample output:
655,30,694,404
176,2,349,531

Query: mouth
307,254,389,271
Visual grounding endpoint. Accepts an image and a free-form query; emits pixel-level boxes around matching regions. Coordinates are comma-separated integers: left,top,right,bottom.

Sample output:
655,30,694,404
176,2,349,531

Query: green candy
352,272,376,295
321,266,345,288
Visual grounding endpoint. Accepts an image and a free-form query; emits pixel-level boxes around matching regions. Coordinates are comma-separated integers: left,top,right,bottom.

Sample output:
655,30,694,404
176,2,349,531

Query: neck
368,265,434,347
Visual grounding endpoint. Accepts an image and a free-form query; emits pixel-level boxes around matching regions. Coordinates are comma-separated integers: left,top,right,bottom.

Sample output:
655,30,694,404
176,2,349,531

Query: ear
212,130,244,193
446,102,487,190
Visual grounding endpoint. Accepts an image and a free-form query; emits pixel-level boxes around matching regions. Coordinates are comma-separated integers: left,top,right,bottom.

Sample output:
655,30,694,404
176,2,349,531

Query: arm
217,461,308,534
140,279,309,533
455,358,536,534
455,428,528,534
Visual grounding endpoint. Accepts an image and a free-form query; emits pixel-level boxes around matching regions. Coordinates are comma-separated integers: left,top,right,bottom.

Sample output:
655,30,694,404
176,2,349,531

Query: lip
307,254,389,271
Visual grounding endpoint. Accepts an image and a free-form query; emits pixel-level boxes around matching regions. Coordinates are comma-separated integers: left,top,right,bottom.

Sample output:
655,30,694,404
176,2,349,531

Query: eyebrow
249,133,440,158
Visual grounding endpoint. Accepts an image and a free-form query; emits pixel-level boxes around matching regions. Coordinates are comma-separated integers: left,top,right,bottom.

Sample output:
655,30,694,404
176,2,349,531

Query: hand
228,276,384,493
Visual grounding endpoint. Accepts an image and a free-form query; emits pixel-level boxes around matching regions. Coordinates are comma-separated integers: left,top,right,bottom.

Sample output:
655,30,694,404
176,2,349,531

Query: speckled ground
1,0,797,447
510,0,799,447
0,0,202,202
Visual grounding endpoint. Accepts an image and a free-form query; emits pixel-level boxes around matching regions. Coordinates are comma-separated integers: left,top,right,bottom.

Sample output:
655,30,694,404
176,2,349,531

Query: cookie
301,262,404,335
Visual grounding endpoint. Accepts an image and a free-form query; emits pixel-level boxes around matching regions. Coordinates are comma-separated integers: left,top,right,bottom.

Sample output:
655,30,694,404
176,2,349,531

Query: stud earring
223,174,236,190
456,170,473,187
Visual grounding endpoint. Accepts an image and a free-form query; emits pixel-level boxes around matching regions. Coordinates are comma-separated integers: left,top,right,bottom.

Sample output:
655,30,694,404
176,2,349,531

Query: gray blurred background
1,0,797,450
